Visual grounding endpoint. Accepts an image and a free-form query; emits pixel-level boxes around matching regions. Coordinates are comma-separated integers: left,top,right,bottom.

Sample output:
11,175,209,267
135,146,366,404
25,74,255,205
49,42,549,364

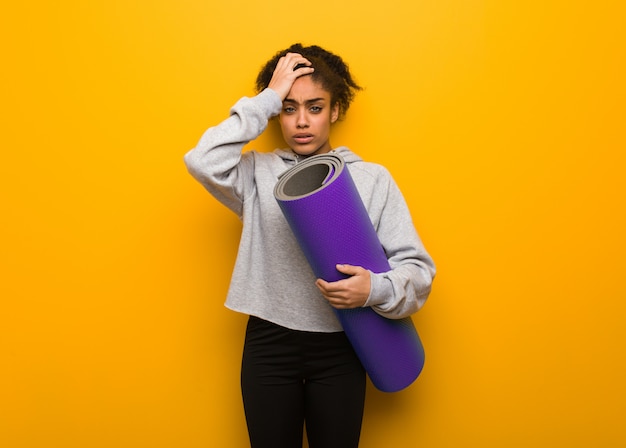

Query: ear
331,103,340,123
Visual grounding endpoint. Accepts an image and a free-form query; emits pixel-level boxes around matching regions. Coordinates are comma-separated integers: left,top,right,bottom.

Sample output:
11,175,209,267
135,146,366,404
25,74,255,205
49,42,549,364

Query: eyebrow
283,97,326,105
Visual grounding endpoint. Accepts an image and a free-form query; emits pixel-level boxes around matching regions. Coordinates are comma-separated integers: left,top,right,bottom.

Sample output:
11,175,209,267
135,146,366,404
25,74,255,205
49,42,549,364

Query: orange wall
2,1,625,447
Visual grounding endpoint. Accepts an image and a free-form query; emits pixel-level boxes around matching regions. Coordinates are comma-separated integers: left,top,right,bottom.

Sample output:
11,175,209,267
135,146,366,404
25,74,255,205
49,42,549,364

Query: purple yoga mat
274,153,425,392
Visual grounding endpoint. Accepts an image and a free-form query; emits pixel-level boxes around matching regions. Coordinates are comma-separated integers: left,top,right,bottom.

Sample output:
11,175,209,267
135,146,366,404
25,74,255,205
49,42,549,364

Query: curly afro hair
255,43,362,120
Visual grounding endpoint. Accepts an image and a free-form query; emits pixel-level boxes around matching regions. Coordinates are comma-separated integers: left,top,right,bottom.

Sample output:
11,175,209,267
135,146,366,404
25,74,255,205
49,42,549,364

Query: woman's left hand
315,264,371,309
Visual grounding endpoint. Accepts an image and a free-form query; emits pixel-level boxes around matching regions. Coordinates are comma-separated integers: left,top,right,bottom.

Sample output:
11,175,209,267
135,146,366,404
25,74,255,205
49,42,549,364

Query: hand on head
267,53,315,100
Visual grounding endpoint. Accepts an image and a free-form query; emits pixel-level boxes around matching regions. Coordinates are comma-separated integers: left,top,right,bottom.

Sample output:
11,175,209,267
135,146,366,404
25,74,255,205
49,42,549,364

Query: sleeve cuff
363,271,390,308
257,88,283,117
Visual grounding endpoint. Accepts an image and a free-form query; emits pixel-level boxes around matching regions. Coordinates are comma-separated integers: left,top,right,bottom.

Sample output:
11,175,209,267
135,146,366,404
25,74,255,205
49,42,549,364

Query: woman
184,43,435,448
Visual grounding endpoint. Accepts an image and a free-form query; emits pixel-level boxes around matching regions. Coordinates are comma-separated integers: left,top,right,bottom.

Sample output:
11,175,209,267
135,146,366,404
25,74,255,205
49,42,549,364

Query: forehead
285,76,331,102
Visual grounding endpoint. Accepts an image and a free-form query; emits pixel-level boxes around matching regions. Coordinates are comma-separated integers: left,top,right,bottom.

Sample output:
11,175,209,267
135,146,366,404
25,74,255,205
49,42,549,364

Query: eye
283,106,296,114
310,106,322,113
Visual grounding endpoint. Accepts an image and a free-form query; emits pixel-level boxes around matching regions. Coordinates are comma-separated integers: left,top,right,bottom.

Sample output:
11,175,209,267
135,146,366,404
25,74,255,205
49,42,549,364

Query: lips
293,133,314,145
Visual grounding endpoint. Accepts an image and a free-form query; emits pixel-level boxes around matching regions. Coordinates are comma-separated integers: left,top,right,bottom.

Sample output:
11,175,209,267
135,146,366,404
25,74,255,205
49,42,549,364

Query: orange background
2,1,625,447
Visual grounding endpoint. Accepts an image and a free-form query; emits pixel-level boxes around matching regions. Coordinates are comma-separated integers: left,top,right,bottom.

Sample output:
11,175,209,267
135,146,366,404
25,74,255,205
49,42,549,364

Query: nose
296,110,308,128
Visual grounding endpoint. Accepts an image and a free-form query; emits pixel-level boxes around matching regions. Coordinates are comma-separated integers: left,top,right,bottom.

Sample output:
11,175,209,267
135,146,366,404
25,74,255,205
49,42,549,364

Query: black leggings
241,316,366,448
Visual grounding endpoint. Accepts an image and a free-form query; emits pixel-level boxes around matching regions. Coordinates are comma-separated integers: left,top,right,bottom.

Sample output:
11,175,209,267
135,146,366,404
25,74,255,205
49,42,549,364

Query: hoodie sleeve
363,174,436,319
183,88,283,216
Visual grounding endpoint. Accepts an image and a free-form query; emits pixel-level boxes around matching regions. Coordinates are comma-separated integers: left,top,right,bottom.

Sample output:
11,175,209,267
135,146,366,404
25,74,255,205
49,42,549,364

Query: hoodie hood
274,146,363,165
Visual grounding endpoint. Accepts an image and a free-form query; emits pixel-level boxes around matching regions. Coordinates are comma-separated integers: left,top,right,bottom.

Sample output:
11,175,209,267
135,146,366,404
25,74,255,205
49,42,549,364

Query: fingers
335,263,361,276
267,53,314,100
315,278,352,309
275,52,312,72
279,52,312,71
315,265,371,309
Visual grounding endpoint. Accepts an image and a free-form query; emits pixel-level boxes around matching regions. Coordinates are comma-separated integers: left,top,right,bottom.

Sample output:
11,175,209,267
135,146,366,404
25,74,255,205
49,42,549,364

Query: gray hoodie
184,88,435,332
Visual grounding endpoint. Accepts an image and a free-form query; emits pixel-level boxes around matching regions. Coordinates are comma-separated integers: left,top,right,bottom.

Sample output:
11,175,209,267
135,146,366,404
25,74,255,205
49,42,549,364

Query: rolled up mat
274,153,425,392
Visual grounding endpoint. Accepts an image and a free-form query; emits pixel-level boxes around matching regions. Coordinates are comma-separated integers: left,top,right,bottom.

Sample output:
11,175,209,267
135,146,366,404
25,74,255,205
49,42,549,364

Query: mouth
293,134,314,145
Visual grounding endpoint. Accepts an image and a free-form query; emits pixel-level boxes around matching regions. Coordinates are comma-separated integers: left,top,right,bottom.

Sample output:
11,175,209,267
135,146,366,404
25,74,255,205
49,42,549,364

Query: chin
292,147,318,156
293,144,330,157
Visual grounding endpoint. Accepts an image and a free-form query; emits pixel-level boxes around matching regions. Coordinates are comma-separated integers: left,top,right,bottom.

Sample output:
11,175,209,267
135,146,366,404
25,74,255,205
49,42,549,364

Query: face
279,76,339,157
